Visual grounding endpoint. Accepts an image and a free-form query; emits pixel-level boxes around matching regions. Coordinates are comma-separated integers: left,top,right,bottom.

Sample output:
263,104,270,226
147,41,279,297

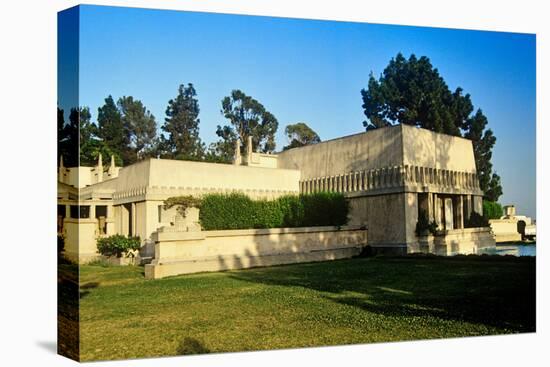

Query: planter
104,250,140,266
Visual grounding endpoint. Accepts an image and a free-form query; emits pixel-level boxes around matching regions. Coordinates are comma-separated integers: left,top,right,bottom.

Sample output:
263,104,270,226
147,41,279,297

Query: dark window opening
70,205,90,219
95,205,107,218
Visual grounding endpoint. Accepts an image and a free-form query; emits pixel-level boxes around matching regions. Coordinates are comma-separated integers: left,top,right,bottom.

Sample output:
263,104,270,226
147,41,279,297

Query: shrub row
464,212,490,228
483,200,503,220
97,234,141,258
198,192,349,230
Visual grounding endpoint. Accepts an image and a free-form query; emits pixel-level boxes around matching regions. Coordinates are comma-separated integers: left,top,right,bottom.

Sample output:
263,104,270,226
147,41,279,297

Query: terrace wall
145,226,367,279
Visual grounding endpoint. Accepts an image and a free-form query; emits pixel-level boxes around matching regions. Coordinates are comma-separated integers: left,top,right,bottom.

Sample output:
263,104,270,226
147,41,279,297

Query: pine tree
361,53,502,201
160,84,204,160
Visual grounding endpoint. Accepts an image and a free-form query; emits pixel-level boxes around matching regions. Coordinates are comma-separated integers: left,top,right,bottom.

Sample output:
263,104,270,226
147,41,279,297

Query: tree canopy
96,95,129,164
215,90,278,159
118,96,157,163
283,122,321,150
361,53,502,202
57,107,78,167
159,84,205,160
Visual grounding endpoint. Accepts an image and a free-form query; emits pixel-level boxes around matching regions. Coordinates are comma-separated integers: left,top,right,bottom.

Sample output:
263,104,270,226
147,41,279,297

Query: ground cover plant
75,255,535,361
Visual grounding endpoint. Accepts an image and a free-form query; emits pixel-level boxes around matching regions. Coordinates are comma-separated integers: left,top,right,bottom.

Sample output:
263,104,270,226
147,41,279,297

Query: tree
160,84,205,160
57,107,77,167
217,90,278,157
485,173,503,203
61,107,80,167
463,109,500,199
361,53,502,201
97,95,130,164
283,122,321,150
361,53,468,136
118,96,157,163
78,106,99,166
208,125,238,163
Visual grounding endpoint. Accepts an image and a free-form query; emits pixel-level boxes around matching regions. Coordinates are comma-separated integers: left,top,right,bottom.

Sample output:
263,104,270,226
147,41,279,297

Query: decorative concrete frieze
297,164,482,195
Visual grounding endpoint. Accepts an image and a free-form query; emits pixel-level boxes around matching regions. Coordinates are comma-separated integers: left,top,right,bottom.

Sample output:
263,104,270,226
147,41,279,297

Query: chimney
233,138,242,165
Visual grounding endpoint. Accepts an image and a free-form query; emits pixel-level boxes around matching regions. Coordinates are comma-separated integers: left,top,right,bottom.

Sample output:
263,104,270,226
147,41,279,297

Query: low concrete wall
145,226,367,279
410,227,496,255
489,219,522,243
63,218,102,263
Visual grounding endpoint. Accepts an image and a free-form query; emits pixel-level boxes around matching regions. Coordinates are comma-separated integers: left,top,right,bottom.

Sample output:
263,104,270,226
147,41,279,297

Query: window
70,205,90,219
57,205,66,218
95,205,107,218
80,206,90,218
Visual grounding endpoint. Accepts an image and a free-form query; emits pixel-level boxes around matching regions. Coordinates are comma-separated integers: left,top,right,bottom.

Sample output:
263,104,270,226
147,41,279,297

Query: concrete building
489,205,536,242
277,124,488,254
58,124,495,269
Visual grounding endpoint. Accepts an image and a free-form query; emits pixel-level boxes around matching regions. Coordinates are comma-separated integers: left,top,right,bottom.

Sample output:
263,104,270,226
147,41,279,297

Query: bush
415,209,437,236
483,200,503,219
164,195,202,217
465,212,490,228
198,192,349,230
96,235,141,258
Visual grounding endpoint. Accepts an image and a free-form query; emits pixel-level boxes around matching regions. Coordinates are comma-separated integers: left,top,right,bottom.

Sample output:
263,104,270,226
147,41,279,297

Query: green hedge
198,192,349,230
464,212,490,228
97,234,141,258
483,200,503,220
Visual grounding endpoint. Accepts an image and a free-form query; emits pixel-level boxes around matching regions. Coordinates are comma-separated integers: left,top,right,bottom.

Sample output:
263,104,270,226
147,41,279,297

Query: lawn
73,255,535,361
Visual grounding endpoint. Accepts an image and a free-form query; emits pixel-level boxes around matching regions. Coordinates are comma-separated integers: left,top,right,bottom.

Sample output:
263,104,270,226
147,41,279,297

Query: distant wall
147,159,299,193
63,218,101,263
145,226,367,279
410,228,496,255
489,219,522,243
401,124,477,172
277,125,403,179
277,124,478,179
347,193,408,249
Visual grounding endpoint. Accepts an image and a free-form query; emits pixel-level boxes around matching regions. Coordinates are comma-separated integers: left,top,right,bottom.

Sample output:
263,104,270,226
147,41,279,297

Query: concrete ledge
205,225,359,237
494,233,522,243
145,247,362,279
146,226,367,279
410,227,496,256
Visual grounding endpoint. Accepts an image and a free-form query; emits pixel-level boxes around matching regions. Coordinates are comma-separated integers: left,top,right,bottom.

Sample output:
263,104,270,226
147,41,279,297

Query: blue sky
61,5,536,218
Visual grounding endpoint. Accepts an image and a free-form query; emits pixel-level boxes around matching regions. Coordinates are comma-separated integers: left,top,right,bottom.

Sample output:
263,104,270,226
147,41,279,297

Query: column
434,194,442,229
456,195,464,229
428,193,434,223
131,202,137,237
444,197,454,230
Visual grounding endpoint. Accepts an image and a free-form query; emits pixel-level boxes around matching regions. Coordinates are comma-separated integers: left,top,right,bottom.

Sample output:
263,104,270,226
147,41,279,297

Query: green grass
73,255,535,361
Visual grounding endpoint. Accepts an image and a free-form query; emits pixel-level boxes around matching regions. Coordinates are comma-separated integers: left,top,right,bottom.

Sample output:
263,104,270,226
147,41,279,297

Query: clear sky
64,5,536,218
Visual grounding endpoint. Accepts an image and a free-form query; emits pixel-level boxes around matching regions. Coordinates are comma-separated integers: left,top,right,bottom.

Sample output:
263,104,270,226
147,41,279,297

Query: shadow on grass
228,256,536,333
79,282,100,299
58,263,80,360
176,337,211,355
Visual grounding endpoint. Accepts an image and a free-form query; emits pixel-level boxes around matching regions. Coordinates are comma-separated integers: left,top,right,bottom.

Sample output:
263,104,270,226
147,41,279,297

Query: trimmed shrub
199,193,255,230
278,195,305,227
97,234,141,258
465,212,490,228
415,209,437,236
483,200,503,219
301,192,349,227
198,192,349,230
